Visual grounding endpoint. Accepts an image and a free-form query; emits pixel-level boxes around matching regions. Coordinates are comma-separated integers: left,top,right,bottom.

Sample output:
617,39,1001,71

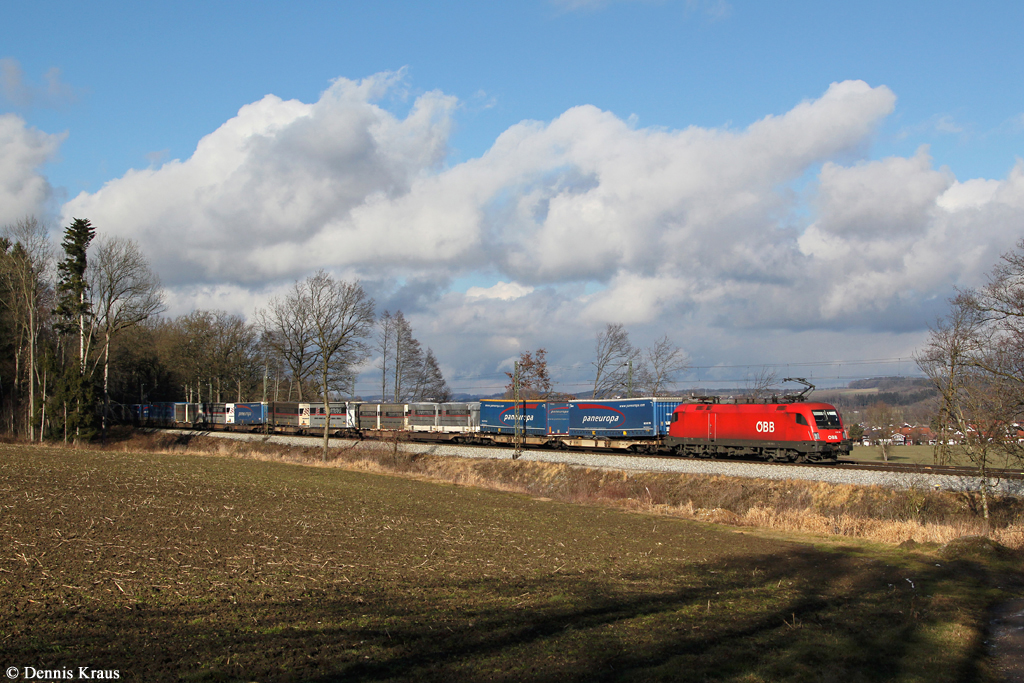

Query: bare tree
391,312,423,402
967,238,1024,337
0,217,52,439
916,239,1024,527
505,348,552,399
167,310,258,403
86,236,164,437
255,281,318,401
864,401,904,463
743,366,778,402
917,302,985,466
592,323,640,399
170,311,218,402
375,311,431,401
304,271,375,460
644,335,689,396
375,310,395,400
214,314,261,402
371,310,453,402
414,348,451,402
917,299,1018,525
954,243,1024,410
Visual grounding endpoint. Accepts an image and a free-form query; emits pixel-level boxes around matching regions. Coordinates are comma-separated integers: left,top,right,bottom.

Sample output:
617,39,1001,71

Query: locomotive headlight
812,432,820,440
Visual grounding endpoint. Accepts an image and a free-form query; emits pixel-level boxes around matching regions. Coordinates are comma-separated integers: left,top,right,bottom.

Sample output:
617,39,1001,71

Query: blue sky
3,0,1024,393
8,1,1023,190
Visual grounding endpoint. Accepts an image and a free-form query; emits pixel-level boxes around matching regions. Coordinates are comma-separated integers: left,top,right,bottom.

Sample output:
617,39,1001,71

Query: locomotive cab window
794,414,809,426
811,410,841,429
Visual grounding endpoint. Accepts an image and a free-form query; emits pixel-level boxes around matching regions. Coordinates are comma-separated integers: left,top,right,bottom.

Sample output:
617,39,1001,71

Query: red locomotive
665,380,851,462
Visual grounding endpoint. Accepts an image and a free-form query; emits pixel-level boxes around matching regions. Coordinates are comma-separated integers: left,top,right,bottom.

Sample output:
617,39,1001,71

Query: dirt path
992,600,1024,682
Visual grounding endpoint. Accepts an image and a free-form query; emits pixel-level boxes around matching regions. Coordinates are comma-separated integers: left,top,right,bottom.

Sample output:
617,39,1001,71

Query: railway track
835,460,1024,480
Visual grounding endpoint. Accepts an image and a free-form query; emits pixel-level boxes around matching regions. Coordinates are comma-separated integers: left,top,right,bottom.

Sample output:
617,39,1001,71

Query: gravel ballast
178,429,1024,496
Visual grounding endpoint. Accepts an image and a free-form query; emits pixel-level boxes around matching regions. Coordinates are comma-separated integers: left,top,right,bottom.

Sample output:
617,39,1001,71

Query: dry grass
100,430,1024,550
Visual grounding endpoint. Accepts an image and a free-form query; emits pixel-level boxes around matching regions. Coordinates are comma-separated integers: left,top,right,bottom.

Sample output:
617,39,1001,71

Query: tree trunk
39,365,46,443
322,373,330,463
27,305,35,441
13,344,21,436
393,335,401,402
79,292,86,372
381,341,388,401
102,330,110,442
980,461,991,535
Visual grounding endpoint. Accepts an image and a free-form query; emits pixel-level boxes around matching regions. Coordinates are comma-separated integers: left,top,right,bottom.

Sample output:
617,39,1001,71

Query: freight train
132,390,852,463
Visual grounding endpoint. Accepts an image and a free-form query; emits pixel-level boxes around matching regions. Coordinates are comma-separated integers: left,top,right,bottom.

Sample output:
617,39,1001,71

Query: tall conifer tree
53,218,96,441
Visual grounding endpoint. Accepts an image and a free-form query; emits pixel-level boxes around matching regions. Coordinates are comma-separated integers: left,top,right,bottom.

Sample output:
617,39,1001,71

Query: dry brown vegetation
111,430,1024,550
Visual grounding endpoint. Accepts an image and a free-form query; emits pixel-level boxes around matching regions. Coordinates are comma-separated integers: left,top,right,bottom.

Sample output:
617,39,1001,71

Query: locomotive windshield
811,409,842,429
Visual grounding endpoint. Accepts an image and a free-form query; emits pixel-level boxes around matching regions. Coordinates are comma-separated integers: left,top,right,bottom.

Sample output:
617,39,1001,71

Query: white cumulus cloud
0,113,63,225
54,75,1024,388
466,281,535,300
64,71,457,286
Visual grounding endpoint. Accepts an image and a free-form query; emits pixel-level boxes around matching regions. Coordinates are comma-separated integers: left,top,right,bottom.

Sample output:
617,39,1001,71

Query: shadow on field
15,549,992,682
307,552,983,683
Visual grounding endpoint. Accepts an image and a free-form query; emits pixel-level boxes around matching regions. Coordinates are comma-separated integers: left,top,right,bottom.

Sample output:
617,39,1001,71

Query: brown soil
0,441,1016,682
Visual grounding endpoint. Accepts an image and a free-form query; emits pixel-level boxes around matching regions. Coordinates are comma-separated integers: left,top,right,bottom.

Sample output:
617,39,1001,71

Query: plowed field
0,443,1014,682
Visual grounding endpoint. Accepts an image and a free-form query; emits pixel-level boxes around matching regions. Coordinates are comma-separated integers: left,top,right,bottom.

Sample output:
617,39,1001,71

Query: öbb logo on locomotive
755,421,775,433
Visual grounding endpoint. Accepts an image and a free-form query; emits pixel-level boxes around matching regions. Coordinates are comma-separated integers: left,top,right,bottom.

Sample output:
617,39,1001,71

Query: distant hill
846,377,933,392
813,377,937,423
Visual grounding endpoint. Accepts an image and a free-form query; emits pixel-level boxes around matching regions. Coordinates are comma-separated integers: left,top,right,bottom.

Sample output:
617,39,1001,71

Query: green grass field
851,444,938,464
1,442,1018,682
852,444,1024,470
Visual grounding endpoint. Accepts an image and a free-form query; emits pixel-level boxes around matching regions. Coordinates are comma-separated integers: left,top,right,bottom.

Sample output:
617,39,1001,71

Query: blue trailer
568,398,683,438
480,400,549,436
653,398,682,435
546,402,571,435
150,402,177,424
227,402,266,425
